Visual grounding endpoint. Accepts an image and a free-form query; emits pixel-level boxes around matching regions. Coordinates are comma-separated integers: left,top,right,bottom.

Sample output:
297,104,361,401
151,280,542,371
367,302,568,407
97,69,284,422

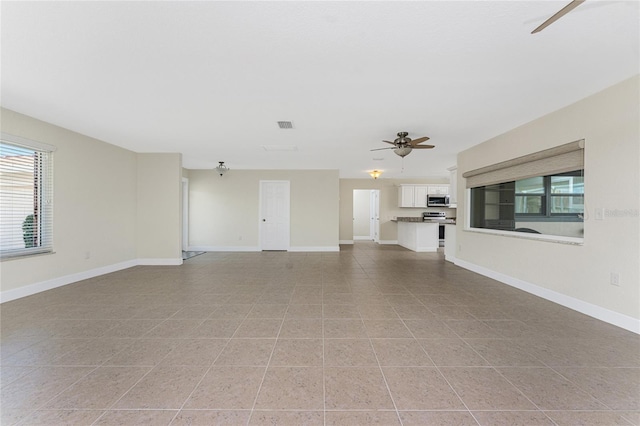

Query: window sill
464,227,584,245
1,251,55,262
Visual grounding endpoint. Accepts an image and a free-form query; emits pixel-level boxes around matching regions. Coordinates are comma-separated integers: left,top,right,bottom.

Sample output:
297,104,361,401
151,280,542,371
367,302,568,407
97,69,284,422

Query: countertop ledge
393,217,456,224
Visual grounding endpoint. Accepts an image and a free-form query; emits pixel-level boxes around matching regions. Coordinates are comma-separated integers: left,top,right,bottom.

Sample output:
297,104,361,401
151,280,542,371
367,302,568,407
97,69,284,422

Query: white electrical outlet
595,208,605,220
610,272,620,286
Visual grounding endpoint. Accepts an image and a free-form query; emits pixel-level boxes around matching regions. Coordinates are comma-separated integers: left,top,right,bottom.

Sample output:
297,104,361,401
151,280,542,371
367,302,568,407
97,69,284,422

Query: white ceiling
2,1,638,178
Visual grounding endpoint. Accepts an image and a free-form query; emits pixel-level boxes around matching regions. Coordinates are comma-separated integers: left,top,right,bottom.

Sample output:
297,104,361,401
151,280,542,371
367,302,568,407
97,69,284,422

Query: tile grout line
246,293,289,424
148,303,255,426
162,322,248,424
366,328,405,426
490,365,557,425
321,278,326,426
395,311,482,426
12,364,101,426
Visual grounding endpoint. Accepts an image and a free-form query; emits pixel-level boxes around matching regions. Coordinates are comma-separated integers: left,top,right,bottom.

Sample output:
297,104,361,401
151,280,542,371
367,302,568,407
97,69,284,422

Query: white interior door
260,181,290,251
372,190,380,243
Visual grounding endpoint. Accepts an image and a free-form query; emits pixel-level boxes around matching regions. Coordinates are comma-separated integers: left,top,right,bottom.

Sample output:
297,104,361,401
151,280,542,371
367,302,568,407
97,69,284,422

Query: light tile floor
1,242,639,425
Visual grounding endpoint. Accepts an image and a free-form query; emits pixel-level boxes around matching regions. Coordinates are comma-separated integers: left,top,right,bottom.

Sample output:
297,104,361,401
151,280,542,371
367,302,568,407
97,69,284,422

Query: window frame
514,171,584,221
0,133,55,260
466,168,584,242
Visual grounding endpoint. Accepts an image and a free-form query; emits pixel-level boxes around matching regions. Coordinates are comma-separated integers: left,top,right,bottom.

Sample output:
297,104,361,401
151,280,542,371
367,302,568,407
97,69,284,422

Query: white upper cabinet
398,185,429,207
414,186,429,207
447,166,458,207
427,185,450,195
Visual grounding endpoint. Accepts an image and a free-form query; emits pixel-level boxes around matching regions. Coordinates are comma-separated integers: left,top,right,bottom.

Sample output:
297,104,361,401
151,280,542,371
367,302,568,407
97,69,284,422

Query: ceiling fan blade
382,140,396,145
409,136,430,146
411,145,435,149
531,0,585,34
370,147,394,151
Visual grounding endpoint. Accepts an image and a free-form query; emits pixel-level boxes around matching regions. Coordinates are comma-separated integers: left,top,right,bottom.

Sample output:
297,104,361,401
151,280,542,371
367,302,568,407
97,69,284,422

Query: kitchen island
394,218,440,252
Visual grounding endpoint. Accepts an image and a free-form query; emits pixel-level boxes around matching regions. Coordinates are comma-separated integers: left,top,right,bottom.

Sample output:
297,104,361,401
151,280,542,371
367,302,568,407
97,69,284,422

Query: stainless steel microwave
427,195,450,207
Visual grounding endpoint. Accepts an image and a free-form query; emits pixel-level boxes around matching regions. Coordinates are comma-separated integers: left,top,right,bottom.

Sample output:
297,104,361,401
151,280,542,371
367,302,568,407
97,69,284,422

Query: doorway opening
181,177,204,260
353,189,380,243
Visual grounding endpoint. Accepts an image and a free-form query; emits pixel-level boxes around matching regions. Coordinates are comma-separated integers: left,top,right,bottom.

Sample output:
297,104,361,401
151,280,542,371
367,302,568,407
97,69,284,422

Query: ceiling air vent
277,121,294,129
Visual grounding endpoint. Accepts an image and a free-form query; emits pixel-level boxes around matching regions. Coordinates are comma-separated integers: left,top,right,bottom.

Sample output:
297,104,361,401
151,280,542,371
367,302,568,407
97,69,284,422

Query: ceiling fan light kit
215,161,229,176
394,147,413,158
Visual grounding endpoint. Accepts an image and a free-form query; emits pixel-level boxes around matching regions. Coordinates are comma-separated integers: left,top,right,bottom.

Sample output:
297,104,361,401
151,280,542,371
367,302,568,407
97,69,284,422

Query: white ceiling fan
532,0,585,34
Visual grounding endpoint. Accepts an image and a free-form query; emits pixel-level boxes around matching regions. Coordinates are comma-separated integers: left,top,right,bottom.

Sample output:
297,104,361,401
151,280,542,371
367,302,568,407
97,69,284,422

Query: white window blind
463,140,585,188
0,133,55,259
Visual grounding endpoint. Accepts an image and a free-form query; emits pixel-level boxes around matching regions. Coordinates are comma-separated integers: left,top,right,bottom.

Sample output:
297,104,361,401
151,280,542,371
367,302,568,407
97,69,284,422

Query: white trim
353,236,373,241
188,245,260,252
339,240,354,244
378,240,398,245
373,190,381,243
445,254,457,263
182,177,189,251
1,132,57,152
137,258,183,266
288,246,340,252
464,227,584,245
454,258,640,335
0,260,137,303
413,246,438,253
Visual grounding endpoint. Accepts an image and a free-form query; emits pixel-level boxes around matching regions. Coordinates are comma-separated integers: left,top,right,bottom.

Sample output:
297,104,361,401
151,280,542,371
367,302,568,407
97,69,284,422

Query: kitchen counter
393,217,456,224
396,221,440,252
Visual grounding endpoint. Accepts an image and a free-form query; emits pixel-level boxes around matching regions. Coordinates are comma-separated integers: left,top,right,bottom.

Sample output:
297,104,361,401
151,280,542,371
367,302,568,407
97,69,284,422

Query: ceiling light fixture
393,146,412,158
369,170,383,179
215,161,229,176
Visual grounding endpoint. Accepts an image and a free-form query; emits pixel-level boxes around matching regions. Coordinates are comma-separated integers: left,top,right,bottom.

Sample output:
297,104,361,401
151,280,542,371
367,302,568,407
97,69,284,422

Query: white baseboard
353,236,373,241
0,260,137,303
137,258,183,266
378,240,398,245
188,246,260,252
288,246,340,252
445,254,457,263
455,258,640,335
339,240,354,245
415,247,438,252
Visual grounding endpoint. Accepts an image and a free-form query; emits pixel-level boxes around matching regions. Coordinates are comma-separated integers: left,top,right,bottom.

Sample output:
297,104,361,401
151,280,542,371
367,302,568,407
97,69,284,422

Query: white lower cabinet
444,223,457,262
397,221,439,252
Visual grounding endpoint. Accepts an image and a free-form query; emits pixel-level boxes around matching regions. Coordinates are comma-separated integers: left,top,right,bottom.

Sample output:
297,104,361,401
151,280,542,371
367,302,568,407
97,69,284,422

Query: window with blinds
464,140,585,240
0,134,55,259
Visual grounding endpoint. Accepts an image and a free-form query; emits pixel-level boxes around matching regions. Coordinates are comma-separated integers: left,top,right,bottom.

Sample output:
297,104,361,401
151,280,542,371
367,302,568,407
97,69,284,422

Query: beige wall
0,109,185,299
339,178,454,242
0,108,138,293
187,169,339,250
136,153,183,261
456,76,640,321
